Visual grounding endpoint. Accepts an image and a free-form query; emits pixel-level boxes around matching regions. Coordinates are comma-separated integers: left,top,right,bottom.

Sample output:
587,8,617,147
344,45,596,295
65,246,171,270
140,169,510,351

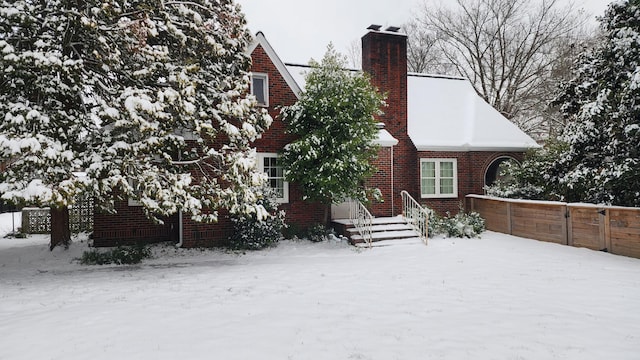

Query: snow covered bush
428,209,485,238
79,245,151,265
280,45,385,224
228,187,286,250
282,223,334,242
484,141,569,201
302,224,333,242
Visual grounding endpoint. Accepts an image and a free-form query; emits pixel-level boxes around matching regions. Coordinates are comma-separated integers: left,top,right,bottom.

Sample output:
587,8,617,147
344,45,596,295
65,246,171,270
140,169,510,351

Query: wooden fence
466,195,640,259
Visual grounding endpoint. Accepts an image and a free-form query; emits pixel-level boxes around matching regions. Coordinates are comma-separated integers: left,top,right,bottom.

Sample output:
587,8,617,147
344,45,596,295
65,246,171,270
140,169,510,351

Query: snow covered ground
1,212,640,360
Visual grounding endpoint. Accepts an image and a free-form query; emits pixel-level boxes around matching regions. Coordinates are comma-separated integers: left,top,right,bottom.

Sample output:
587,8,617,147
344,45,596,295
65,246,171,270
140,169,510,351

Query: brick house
92,27,538,248
359,27,537,216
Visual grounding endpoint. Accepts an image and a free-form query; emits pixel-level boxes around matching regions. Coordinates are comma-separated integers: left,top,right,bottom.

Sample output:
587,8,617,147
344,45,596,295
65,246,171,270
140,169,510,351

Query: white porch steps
342,216,423,246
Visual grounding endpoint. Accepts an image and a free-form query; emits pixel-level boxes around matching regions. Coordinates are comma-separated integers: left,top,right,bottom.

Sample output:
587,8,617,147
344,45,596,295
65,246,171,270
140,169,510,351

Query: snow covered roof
282,63,537,152
407,74,540,152
374,127,399,147
285,63,308,91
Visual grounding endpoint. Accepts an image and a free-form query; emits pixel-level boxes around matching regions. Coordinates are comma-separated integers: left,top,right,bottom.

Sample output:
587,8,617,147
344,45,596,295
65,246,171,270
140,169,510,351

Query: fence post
506,201,513,235
561,204,569,245
602,207,611,252
567,206,574,247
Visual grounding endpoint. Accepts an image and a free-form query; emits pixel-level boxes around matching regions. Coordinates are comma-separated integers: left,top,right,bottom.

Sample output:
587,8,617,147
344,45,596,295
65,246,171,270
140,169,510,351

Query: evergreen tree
0,0,271,248
280,45,385,224
552,0,640,206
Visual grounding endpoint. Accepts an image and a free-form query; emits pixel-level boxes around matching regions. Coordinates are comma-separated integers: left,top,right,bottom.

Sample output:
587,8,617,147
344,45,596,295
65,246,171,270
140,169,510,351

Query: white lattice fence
22,207,51,234
21,195,94,234
70,194,94,233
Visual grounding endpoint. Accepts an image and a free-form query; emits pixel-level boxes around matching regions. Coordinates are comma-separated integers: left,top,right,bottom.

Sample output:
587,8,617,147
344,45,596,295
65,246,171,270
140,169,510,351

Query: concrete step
351,229,421,242
334,216,426,246
347,223,413,233
334,216,407,227
370,216,407,225
355,237,425,248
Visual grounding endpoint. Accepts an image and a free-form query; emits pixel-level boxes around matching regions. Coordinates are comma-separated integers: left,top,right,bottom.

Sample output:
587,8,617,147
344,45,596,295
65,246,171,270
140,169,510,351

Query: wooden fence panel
510,202,567,245
469,197,510,234
567,205,605,250
609,208,640,259
466,195,640,259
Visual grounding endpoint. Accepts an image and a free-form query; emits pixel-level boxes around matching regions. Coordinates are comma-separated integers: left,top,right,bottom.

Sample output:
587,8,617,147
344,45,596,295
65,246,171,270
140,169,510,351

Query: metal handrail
349,198,373,248
401,190,428,244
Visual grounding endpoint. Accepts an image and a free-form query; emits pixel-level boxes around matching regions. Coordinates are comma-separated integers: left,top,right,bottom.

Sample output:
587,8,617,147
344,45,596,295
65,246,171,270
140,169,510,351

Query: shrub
303,224,332,242
79,245,151,265
484,141,570,201
427,209,485,238
228,187,286,250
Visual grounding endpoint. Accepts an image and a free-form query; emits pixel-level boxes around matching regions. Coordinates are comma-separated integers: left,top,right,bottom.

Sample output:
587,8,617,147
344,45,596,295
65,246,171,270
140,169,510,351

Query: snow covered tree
0,0,272,248
552,0,640,206
280,45,385,224
0,0,99,248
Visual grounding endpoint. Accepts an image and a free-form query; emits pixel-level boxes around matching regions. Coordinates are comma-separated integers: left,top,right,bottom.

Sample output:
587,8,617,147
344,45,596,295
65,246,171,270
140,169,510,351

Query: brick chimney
362,26,417,215
362,26,408,137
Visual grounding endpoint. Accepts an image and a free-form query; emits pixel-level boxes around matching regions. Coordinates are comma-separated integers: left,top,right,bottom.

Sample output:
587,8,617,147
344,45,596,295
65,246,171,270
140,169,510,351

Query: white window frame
420,158,458,199
128,177,142,207
257,152,288,203
250,73,269,107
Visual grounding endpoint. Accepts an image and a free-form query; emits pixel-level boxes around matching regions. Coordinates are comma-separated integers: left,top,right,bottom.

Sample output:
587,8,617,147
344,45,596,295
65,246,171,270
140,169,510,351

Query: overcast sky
237,0,613,65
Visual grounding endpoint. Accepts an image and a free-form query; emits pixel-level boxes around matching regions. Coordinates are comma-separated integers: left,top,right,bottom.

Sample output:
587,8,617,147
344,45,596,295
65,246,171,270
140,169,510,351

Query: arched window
484,156,518,188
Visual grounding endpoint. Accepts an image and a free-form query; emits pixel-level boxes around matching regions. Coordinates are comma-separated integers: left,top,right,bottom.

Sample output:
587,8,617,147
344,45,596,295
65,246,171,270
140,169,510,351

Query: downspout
176,149,184,248
391,145,395,217
176,210,183,248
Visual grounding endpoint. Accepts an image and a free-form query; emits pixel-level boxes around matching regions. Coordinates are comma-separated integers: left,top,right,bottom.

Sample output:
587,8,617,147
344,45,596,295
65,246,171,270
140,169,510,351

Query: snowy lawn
1,215,640,360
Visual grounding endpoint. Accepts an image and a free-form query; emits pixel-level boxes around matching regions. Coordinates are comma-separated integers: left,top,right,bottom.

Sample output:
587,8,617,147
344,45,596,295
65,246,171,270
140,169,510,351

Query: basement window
420,158,458,198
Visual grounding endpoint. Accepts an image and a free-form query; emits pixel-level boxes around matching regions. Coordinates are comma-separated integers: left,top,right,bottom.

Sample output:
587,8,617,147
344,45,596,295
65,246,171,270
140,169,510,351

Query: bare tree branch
413,0,593,139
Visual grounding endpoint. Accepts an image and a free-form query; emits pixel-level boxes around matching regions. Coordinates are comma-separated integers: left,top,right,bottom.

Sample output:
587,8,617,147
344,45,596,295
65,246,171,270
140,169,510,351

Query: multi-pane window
258,153,288,203
251,73,269,106
420,159,458,198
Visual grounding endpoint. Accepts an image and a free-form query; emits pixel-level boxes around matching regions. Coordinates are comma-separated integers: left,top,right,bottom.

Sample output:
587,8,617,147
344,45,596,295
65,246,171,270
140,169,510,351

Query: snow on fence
466,195,640,259
21,195,94,234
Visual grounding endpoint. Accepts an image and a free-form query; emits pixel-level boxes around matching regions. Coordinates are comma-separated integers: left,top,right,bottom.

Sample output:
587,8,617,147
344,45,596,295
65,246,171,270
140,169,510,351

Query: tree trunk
50,206,71,251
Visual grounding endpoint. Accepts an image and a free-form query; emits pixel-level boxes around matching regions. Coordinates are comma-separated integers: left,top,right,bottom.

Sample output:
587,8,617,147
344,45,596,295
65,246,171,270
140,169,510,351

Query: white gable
246,32,302,98
407,74,540,152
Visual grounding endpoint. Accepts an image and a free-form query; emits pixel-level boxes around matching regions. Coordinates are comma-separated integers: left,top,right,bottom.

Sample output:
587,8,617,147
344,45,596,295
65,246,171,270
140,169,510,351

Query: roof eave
415,144,540,152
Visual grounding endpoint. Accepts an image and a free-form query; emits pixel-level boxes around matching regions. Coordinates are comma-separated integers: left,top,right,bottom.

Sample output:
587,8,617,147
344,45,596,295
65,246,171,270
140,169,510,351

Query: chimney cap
385,26,401,32
367,24,382,31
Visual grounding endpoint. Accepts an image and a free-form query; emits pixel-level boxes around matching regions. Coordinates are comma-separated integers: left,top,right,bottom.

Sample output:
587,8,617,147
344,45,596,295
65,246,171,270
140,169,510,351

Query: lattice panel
21,194,94,234
22,208,51,234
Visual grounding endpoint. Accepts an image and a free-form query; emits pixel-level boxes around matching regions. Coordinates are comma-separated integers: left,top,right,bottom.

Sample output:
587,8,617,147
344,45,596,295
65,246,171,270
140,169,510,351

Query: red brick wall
93,201,177,247
251,45,297,153
369,146,394,217
416,151,524,215
362,30,418,216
